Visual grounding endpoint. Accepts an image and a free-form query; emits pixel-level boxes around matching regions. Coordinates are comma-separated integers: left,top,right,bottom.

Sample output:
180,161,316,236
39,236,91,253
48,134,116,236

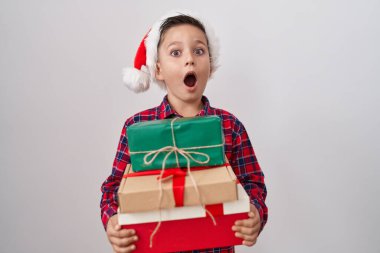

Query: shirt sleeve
230,122,268,232
100,122,131,230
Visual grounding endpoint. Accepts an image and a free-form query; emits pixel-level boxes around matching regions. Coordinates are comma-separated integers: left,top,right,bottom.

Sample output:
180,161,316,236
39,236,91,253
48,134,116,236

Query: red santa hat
122,10,220,93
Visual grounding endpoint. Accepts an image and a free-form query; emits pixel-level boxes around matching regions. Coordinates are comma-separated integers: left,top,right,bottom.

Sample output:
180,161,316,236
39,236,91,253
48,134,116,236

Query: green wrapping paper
127,116,225,172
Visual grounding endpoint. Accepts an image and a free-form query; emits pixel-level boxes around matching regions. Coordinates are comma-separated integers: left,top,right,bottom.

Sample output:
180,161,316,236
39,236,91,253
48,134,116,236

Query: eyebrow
167,41,182,48
166,39,207,48
194,39,207,46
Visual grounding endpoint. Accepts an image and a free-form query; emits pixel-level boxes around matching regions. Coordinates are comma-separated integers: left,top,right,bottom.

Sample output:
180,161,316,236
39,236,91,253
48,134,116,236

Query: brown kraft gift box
117,164,237,213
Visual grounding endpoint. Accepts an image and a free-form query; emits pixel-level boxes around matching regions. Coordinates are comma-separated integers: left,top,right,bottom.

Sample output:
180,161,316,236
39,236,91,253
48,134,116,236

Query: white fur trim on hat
122,65,150,93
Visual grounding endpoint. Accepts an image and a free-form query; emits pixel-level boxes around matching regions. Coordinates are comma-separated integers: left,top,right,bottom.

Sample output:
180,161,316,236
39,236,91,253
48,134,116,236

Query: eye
194,48,205,55
170,50,181,57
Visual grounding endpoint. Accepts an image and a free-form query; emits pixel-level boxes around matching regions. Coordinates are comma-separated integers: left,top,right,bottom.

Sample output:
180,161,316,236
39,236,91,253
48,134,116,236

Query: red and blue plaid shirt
100,95,268,253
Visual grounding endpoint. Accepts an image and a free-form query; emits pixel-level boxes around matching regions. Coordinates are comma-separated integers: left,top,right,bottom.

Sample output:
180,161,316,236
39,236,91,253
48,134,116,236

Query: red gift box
118,184,250,252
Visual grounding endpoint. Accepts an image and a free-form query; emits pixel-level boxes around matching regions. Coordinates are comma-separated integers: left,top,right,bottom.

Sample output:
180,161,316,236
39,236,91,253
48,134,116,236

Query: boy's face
156,24,211,105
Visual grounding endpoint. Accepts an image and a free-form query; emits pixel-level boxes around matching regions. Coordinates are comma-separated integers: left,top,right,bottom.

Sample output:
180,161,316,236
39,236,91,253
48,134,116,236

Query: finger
248,211,256,218
243,238,257,247
232,225,259,236
236,211,261,226
110,235,138,247
113,244,136,253
234,231,256,242
234,218,256,228
237,223,261,237
117,229,136,238
109,228,136,238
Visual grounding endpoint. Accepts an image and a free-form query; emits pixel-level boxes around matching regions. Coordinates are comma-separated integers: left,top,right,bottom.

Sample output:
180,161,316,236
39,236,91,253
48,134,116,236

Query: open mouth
183,72,197,87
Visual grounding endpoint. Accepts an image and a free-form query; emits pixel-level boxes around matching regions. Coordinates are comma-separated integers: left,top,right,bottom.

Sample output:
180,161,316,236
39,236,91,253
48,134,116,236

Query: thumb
114,224,121,231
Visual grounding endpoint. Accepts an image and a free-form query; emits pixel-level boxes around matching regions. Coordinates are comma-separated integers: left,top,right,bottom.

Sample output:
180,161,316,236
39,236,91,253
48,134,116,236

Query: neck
167,95,203,117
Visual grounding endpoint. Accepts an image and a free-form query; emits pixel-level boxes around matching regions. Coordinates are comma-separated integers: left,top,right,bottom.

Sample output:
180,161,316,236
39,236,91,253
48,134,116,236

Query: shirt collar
158,95,212,119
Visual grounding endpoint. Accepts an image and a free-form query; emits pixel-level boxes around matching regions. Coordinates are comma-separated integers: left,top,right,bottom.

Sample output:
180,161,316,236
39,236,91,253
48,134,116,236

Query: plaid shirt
100,95,268,253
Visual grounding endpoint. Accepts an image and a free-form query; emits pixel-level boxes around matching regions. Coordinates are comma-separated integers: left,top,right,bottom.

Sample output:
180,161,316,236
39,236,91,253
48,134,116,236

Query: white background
1,1,379,252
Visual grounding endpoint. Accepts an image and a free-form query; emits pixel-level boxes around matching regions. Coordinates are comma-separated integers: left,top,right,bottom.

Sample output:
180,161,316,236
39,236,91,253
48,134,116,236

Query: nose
185,51,194,66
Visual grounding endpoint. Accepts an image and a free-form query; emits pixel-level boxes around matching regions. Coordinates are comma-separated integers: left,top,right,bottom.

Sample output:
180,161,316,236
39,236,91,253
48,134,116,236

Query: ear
155,62,164,81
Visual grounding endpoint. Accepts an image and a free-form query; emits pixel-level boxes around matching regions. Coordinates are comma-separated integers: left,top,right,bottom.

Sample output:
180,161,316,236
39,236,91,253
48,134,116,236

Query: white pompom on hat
122,10,220,93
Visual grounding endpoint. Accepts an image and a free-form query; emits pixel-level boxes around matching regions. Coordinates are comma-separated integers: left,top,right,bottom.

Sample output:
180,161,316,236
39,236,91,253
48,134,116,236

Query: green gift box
127,116,225,172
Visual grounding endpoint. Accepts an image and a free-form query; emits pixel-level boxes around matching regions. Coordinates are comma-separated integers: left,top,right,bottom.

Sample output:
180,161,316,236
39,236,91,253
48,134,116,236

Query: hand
232,204,261,247
106,214,138,253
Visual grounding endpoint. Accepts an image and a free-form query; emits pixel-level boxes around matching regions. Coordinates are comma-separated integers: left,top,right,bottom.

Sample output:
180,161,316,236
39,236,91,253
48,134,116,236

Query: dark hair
158,14,208,49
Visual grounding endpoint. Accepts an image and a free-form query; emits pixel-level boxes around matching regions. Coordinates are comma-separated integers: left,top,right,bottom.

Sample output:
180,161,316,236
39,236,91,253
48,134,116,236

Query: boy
100,11,268,253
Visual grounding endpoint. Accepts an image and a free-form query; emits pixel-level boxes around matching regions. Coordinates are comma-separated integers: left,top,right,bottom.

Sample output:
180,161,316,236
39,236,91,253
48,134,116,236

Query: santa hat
122,10,220,93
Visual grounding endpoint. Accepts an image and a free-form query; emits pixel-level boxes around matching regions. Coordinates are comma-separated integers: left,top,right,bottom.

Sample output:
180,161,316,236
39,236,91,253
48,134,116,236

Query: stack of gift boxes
117,116,250,252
